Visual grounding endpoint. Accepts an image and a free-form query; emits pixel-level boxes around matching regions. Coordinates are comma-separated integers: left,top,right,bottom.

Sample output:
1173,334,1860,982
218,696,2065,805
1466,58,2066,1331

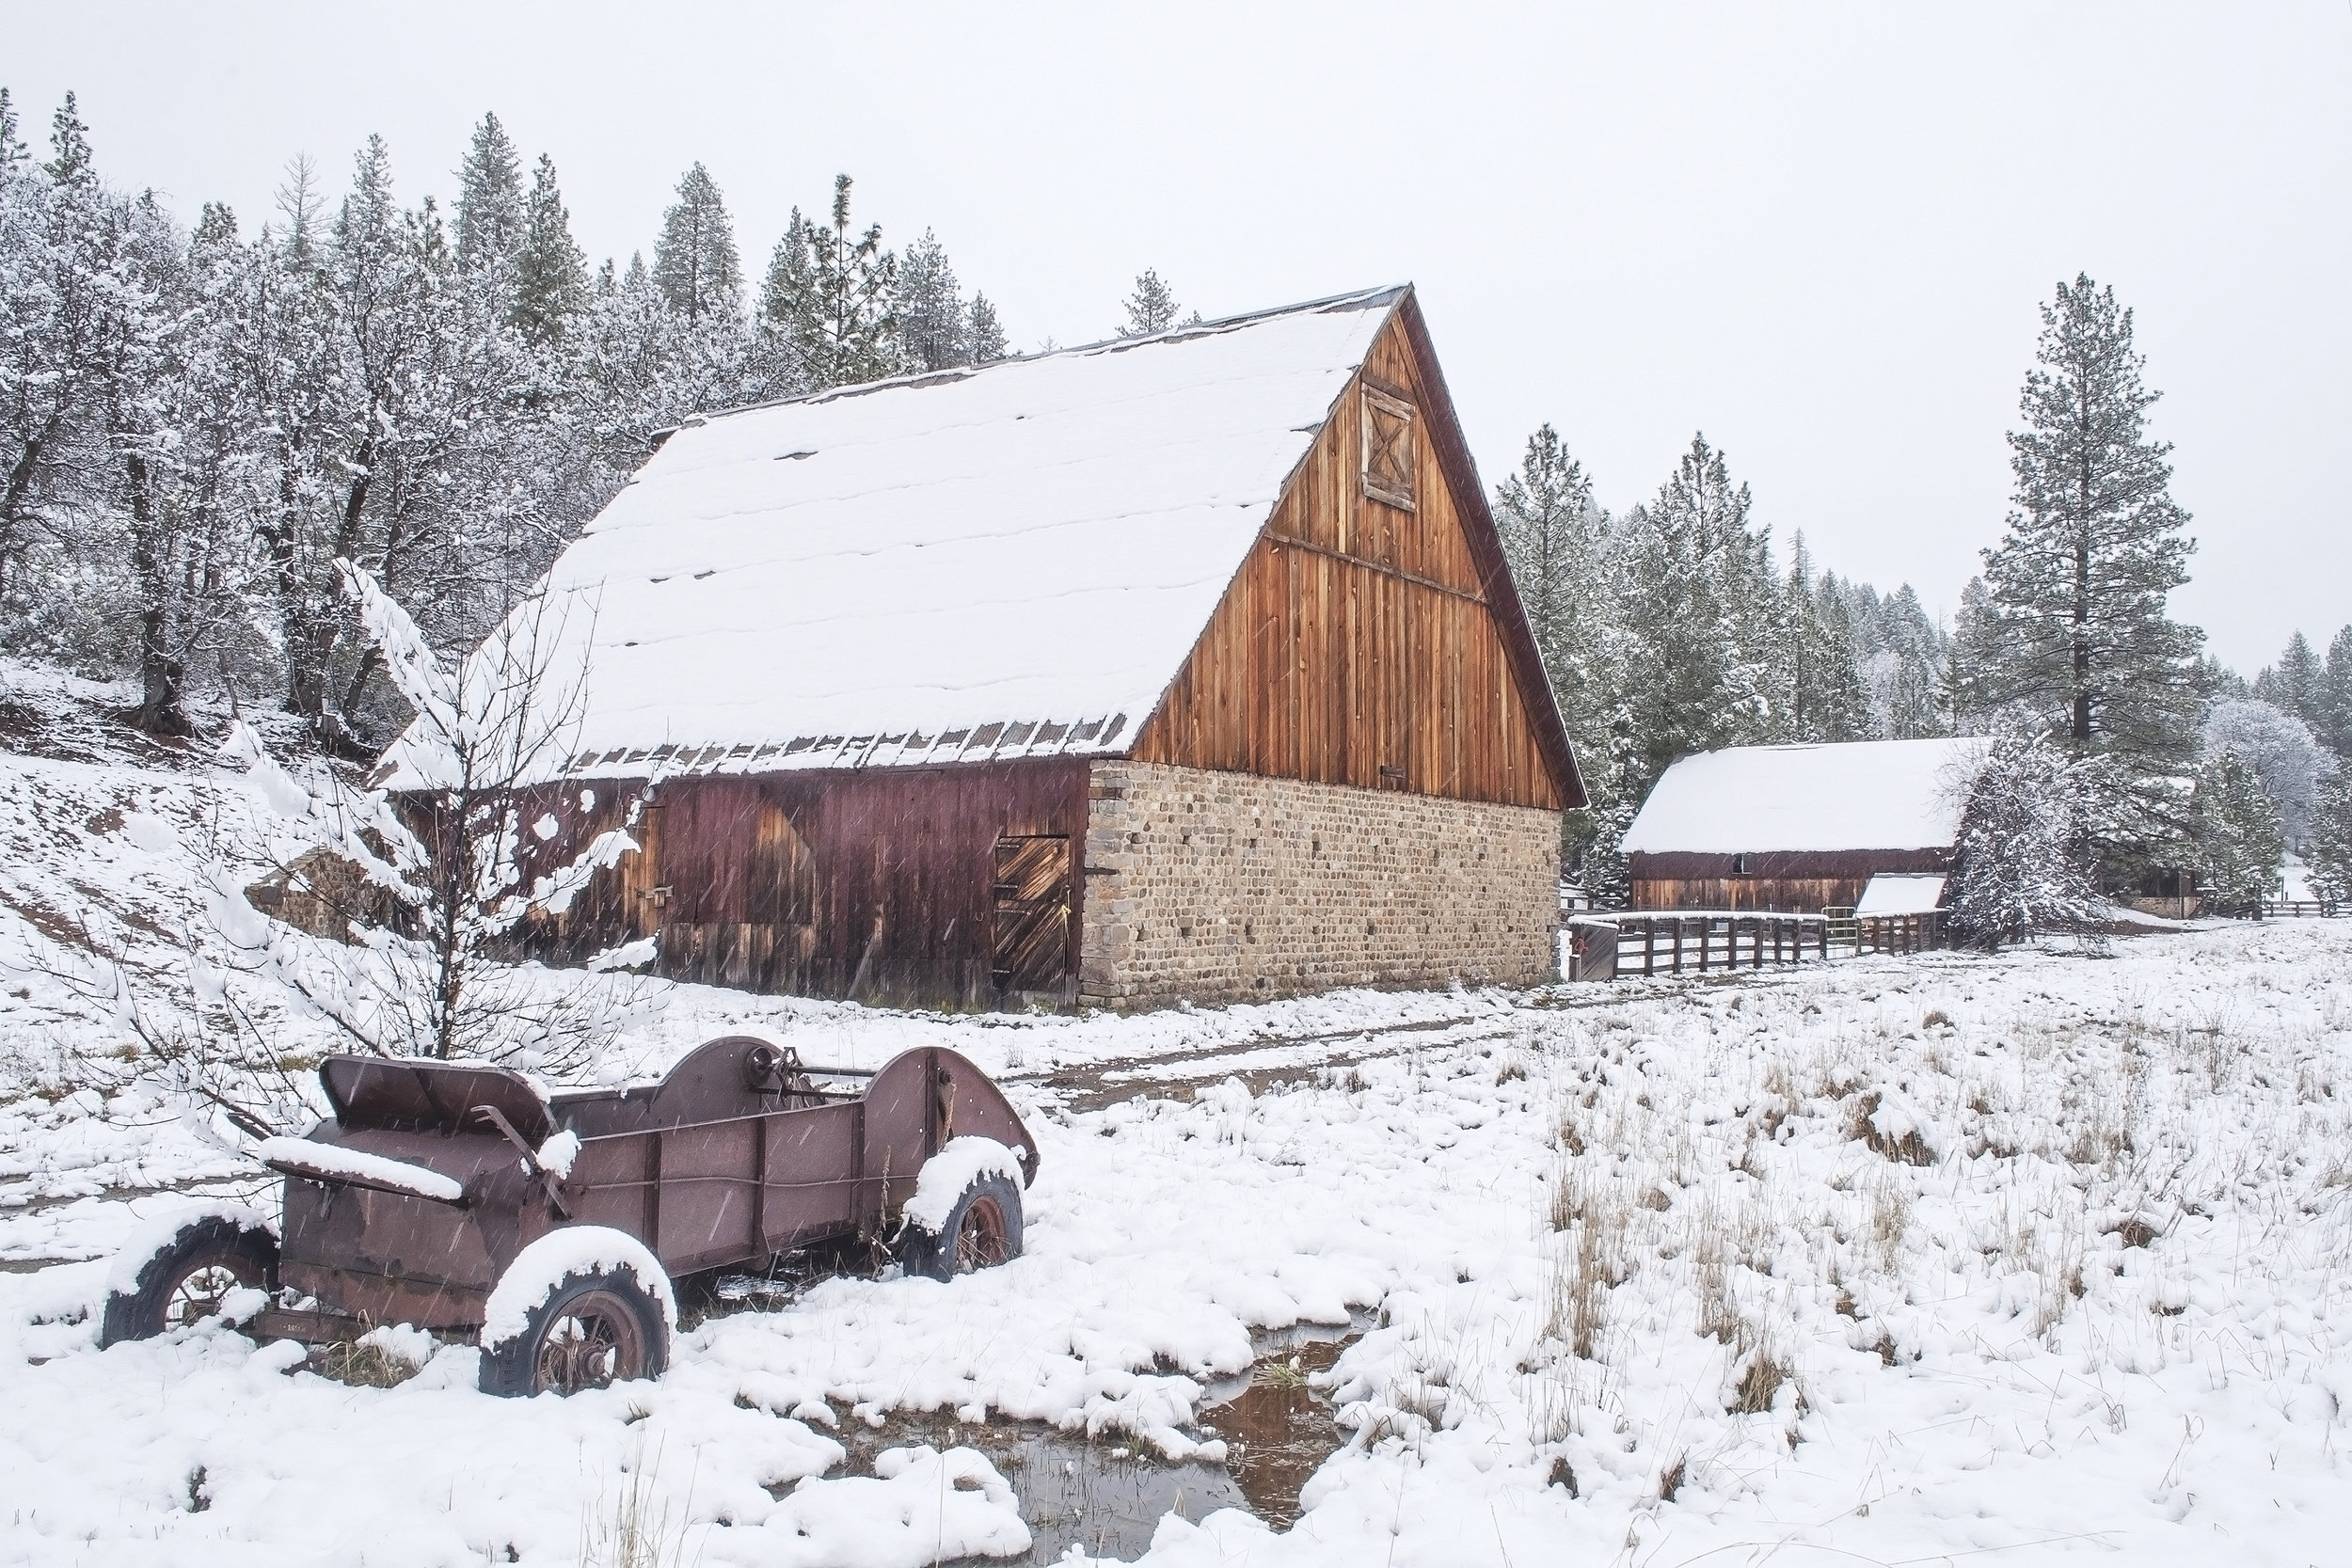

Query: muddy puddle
783,1324,1361,1565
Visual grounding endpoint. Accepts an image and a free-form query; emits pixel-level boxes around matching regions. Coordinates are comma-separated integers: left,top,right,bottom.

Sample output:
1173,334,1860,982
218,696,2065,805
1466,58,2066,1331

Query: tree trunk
125,451,195,737
0,420,60,601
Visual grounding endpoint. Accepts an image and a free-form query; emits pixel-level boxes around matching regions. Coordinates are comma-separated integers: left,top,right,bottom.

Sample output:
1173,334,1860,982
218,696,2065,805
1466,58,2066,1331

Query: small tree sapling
143,561,653,1134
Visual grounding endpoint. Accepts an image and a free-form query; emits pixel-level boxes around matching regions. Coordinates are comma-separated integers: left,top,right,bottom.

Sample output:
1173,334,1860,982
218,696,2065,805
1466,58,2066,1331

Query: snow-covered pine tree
2315,626,2352,761
1119,269,1189,337
651,162,740,325
512,153,588,345
1944,730,2102,947
1491,425,1629,893
1778,542,1872,742
2201,697,2336,850
896,230,967,372
967,293,1008,362
2193,748,2285,912
1493,425,1605,708
753,207,817,392
1613,434,1778,783
2252,632,2322,731
2307,773,2352,905
453,112,525,278
1969,276,2207,868
1854,582,1951,739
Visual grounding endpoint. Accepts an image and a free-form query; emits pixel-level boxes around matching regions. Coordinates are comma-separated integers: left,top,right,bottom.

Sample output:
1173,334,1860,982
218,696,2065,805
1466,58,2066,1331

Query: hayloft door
991,835,1071,996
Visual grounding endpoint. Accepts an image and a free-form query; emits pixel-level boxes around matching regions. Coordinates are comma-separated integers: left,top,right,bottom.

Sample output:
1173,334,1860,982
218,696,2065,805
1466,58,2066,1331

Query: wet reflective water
803,1326,1360,1565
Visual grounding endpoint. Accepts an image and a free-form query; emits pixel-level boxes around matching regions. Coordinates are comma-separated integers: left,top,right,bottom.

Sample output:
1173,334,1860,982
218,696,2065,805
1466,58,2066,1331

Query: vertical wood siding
511,760,1089,1007
1132,312,1564,810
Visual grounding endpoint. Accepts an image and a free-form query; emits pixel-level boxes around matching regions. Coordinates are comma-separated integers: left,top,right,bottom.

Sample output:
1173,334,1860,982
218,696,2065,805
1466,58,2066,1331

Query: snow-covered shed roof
1619,737,1993,856
384,286,1411,789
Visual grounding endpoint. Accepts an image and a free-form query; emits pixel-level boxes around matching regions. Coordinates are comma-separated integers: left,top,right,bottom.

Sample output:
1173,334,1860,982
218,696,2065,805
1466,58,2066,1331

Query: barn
386,285,1583,1010
1618,737,1990,913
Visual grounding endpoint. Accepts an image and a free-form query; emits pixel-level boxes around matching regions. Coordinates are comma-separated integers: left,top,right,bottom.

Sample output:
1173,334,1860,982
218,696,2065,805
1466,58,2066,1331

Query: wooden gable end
1132,298,1581,811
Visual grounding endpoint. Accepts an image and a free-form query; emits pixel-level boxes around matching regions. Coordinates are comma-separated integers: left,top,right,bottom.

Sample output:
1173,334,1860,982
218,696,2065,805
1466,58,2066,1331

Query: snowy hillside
3,668,2351,1563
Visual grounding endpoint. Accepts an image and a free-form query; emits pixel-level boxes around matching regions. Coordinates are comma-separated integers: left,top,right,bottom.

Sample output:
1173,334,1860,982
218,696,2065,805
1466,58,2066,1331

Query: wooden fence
1606,912,1829,977
2261,899,2344,919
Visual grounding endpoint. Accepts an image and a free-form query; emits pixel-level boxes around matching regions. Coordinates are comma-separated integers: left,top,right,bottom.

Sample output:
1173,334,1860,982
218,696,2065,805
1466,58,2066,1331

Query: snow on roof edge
650,282,1413,442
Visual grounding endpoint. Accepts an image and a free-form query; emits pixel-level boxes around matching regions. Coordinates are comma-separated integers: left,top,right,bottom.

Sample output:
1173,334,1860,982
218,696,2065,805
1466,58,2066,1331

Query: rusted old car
100,1037,1039,1396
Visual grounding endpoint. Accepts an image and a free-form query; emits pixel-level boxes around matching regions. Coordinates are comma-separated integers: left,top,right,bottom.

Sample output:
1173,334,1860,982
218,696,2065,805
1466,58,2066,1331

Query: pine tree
762,176,898,390
967,293,1008,362
652,163,740,324
1970,276,2206,862
2315,625,2352,760
1851,581,1949,739
0,88,23,172
453,112,525,276
2307,773,2352,905
1492,426,1629,890
1772,539,1870,743
2252,631,2322,728
804,175,898,387
1119,269,1185,337
754,207,816,388
2194,749,2285,911
1493,424,1602,706
896,230,967,372
512,153,587,344
1614,434,1777,783
44,92,92,187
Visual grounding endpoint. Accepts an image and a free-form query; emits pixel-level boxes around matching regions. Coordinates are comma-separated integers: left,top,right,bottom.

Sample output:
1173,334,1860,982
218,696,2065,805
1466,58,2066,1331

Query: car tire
100,1212,279,1348
477,1265,671,1398
898,1171,1024,1282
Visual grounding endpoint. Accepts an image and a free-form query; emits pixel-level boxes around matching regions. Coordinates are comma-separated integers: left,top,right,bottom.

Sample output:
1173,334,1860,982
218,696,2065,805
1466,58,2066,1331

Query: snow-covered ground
5,668,2352,1564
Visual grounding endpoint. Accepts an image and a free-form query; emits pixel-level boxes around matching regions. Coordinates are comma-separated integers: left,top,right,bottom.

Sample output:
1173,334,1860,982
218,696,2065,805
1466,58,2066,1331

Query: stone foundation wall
1079,761,1561,1008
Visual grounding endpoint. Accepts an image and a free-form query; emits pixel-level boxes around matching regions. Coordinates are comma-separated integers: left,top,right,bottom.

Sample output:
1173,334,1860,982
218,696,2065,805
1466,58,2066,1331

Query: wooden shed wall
1132,310,1566,811
510,760,1089,1007
1628,848,1953,914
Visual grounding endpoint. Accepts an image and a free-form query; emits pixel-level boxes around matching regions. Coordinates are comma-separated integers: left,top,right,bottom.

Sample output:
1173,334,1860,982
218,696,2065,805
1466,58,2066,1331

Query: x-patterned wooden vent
991,834,1071,993
1360,386,1417,512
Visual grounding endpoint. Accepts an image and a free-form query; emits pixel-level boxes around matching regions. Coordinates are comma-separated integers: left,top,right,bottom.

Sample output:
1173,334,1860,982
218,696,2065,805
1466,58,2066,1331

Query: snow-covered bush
127,561,655,1132
2201,697,2335,848
1945,732,2102,947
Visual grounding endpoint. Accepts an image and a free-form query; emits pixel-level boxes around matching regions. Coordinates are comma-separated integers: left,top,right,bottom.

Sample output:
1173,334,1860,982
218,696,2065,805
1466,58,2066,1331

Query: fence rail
2261,899,2344,919
1605,912,1829,977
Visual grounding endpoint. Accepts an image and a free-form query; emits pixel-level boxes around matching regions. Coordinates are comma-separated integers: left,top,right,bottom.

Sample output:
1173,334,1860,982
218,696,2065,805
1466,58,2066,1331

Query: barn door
991,835,1071,996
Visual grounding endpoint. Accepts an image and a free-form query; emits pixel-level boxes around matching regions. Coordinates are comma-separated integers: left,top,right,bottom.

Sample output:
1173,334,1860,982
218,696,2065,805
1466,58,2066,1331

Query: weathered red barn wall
507,759,1089,1008
1627,848,1953,913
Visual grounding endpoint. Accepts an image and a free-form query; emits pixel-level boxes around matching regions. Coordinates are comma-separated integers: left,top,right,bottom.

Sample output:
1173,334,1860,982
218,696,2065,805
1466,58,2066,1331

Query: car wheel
478,1265,670,1398
100,1212,279,1348
898,1172,1024,1282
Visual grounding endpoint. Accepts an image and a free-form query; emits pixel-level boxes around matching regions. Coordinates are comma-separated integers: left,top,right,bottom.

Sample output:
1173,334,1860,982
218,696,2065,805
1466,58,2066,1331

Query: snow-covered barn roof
1619,737,1993,855
383,286,1410,789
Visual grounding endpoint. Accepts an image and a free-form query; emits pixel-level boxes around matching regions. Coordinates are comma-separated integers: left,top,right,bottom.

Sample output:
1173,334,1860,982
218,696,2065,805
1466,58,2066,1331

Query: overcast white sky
15,2,2347,673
